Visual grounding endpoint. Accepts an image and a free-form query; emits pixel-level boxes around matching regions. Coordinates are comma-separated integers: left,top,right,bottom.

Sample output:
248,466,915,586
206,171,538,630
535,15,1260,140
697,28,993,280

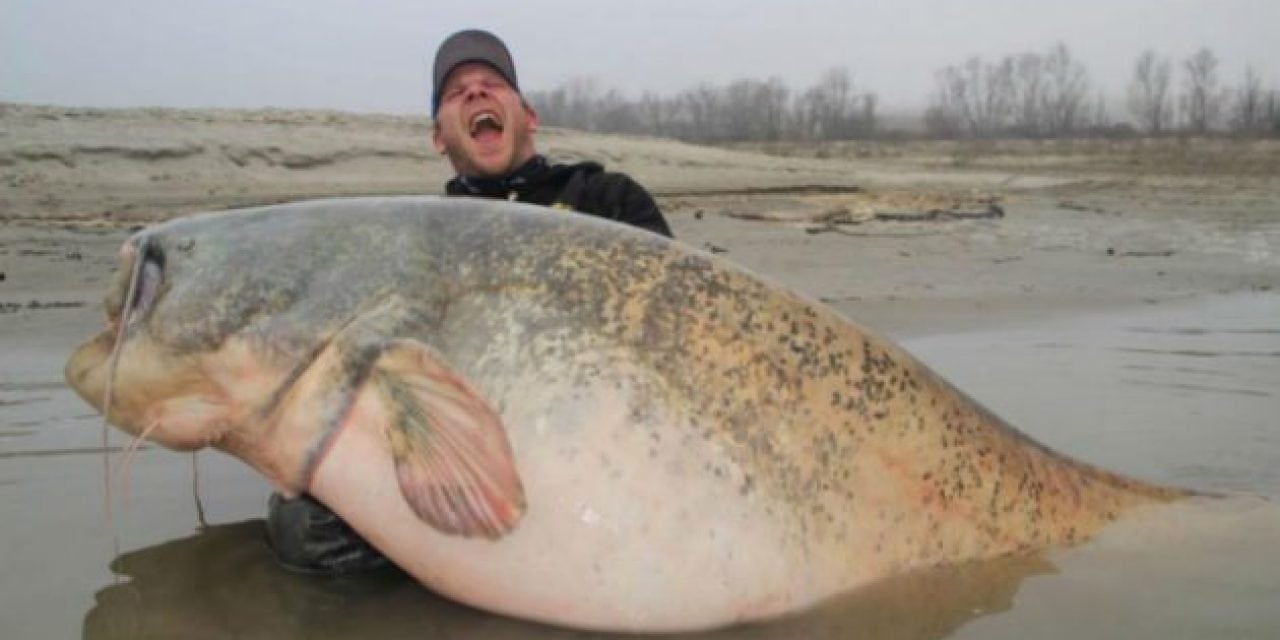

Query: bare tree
993,43,1092,138
796,68,848,139
1228,66,1266,134
792,67,875,140
760,78,791,141
720,78,790,141
680,83,725,142
924,66,965,137
1127,50,1173,134
525,87,567,127
595,88,642,134
1011,52,1046,136
1180,47,1224,133
1041,43,1090,136
926,56,1015,138
635,91,678,138
527,76,604,130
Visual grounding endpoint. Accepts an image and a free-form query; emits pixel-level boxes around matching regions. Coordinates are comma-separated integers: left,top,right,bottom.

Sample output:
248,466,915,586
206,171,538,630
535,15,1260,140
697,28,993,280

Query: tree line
923,43,1102,138
524,45,1279,142
929,44,1279,138
1126,48,1275,136
525,68,876,143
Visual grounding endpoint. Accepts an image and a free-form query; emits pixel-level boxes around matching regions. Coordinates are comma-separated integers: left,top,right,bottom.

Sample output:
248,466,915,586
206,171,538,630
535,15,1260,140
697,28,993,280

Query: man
433,29,671,236
266,29,672,574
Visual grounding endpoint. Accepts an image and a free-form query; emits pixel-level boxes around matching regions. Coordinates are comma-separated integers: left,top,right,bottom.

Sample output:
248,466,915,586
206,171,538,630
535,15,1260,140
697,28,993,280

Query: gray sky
4,0,1277,115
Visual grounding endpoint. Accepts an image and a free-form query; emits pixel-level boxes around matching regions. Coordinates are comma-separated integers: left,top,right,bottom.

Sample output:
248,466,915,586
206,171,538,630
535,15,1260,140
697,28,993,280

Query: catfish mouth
69,235,166,411
468,110,505,141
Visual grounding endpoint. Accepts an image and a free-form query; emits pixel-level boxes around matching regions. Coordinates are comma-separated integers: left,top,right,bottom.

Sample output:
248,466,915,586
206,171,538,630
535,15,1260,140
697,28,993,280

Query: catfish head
65,230,260,452
66,203,526,539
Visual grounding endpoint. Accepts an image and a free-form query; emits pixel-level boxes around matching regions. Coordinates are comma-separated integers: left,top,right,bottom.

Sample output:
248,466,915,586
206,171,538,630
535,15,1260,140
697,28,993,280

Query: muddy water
2,294,1277,639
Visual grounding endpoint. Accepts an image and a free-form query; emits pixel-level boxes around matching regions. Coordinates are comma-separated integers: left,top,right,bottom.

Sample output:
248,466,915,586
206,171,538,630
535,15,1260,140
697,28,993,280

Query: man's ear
523,102,539,133
431,122,447,155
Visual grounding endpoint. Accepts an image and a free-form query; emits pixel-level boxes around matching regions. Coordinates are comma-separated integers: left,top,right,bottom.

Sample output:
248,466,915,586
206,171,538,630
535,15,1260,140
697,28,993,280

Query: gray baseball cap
432,29,520,115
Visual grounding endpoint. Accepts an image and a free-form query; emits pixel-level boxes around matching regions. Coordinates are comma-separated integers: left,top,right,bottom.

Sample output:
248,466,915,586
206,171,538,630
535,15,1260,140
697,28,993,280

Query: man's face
432,62,539,178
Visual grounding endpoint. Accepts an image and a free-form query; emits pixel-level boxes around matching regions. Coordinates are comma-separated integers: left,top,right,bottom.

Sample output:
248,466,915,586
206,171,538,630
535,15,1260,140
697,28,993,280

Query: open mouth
468,111,504,141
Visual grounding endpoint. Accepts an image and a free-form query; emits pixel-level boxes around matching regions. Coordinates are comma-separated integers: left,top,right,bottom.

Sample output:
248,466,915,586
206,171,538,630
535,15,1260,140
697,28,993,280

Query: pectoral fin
373,339,525,539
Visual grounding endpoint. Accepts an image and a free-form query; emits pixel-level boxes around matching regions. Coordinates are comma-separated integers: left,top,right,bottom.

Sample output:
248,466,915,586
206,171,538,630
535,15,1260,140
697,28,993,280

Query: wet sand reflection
83,520,1053,640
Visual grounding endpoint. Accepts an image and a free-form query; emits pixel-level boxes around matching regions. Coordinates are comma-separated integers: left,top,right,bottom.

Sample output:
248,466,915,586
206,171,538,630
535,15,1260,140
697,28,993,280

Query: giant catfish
65,197,1188,632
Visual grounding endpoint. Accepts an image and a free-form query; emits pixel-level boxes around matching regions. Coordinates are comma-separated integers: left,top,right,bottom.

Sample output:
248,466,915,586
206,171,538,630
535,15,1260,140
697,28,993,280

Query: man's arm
612,174,672,238
579,171,673,238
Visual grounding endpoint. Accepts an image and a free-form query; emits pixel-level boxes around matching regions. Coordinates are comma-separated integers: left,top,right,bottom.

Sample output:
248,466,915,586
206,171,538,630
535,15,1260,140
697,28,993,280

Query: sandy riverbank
2,102,1278,335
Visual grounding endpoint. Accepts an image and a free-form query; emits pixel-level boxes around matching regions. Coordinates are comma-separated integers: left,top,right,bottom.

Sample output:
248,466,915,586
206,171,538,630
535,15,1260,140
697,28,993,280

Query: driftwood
804,226,942,238
722,208,860,223
1058,200,1108,214
802,201,1003,238
873,203,1004,222
1106,248,1176,257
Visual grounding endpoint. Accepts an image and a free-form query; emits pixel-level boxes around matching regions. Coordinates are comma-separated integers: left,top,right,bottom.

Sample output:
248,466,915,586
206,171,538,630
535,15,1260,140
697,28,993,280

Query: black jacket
445,156,673,238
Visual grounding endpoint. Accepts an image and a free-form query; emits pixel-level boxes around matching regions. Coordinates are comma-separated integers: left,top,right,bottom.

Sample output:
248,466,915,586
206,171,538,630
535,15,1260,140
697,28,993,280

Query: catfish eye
128,246,164,324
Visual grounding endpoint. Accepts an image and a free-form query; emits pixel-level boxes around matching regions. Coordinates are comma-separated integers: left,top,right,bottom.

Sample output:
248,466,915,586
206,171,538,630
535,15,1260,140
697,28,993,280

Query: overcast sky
4,0,1277,115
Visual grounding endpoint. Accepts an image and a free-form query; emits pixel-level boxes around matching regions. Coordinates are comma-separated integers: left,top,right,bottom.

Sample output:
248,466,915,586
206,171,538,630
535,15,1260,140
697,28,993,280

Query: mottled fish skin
404,201,1185,572
130,196,1182,533
68,196,1190,629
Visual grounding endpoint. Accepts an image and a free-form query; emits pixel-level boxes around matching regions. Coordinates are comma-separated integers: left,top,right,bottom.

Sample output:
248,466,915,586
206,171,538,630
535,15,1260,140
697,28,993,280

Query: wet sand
2,105,1279,638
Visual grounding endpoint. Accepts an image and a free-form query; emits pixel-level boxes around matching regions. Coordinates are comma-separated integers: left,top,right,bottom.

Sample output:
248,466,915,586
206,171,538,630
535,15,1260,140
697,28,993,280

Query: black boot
265,493,391,575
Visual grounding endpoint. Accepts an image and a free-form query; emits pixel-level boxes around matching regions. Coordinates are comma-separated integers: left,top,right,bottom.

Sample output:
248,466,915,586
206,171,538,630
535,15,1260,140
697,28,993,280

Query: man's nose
464,84,489,100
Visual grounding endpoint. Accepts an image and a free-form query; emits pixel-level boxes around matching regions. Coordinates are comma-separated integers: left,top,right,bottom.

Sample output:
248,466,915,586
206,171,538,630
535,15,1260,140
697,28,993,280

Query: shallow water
904,292,1280,639
2,293,1277,639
